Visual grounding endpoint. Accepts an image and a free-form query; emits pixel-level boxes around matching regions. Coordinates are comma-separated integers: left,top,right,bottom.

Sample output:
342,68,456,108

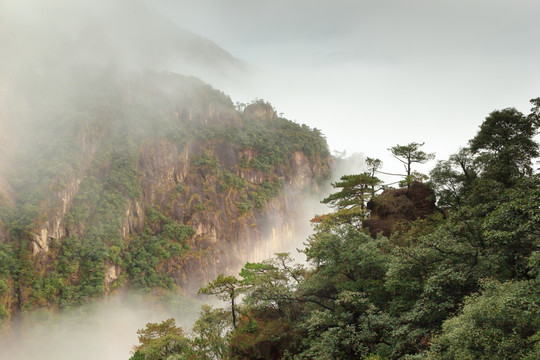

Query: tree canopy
469,104,540,185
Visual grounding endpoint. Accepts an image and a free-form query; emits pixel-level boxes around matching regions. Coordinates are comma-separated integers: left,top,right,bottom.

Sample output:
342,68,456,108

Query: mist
0,2,352,359
149,0,540,177
0,293,206,360
5,0,520,358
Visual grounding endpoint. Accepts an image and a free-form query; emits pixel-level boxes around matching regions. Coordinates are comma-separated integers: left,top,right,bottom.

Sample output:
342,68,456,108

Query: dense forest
130,98,540,359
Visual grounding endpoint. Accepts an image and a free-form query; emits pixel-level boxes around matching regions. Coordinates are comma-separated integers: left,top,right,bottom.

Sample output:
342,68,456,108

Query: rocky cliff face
30,120,104,255
0,0,331,328
0,69,331,323
141,140,325,291
26,137,327,292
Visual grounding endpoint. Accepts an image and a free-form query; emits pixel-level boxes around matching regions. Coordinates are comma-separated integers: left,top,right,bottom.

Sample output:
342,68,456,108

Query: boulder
363,181,436,237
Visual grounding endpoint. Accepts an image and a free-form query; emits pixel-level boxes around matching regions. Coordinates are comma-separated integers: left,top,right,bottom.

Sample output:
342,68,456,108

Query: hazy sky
150,0,540,174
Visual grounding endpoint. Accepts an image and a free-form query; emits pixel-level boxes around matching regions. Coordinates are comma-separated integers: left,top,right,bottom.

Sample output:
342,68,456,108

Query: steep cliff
0,70,331,325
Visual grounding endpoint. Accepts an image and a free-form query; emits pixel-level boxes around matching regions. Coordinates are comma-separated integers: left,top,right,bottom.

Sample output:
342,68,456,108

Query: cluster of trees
131,98,540,359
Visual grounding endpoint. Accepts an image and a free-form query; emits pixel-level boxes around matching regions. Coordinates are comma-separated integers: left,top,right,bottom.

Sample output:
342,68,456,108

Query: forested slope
0,69,331,329
131,98,540,360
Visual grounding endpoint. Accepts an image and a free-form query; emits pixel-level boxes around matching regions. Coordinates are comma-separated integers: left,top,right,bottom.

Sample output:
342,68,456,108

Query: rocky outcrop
172,185,301,292
244,101,276,122
31,123,104,255
32,171,82,254
0,63,334,321
363,181,436,238
104,265,121,290
289,151,316,188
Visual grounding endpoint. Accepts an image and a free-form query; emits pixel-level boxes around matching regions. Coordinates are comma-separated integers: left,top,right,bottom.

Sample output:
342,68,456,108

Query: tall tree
366,157,383,194
429,147,478,210
469,103,540,186
131,318,192,360
191,305,231,360
199,274,242,328
389,142,435,188
427,280,540,360
315,172,381,229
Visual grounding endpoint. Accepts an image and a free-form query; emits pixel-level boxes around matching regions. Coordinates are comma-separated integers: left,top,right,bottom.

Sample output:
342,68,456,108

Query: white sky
151,0,540,176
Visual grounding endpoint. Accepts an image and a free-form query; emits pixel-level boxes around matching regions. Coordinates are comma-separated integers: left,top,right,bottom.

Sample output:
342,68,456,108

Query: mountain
0,67,331,327
0,0,332,329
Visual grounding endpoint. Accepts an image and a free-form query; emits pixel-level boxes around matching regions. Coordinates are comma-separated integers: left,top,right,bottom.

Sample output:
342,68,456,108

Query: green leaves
428,280,540,360
315,171,381,230
191,305,231,360
469,103,540,185
131,319,192,360
389,142,435,187
198,274,241,328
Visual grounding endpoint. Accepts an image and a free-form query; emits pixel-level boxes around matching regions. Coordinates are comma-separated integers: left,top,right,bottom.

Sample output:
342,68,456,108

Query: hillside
0,68,331,328
127,98,540,360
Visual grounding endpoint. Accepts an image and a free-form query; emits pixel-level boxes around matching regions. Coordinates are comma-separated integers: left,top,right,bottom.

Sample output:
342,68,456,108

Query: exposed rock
104,265,121,291
32,172,82,255
139,140,181,206
243,101,276,122
363,181,436,238
131,139,329,292
123,200,144,236
290,151,314,188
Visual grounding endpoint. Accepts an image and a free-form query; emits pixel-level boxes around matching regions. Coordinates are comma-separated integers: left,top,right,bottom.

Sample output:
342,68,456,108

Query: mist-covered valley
1,0,540,359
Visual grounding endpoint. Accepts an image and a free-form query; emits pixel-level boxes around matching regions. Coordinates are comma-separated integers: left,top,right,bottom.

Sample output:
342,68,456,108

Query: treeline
131,98,540,359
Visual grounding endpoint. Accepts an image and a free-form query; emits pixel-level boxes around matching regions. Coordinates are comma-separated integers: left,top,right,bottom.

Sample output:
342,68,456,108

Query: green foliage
187,104,330,173
191,305,231,360
198,274,241,328
0,68,331,325
193,153,220,168
317,173,381,229
248,181,281,209
193,201,206,212
428,280,540,360
303,225,390,309
127,207,194,290
131,318,192,360
389,142,435,187
177,97,540,359
322,174,380,209
469,103,540,185
235,199,252,215
219,171,247,191
296,291,393,360
429,148,477,210
240,253,303,315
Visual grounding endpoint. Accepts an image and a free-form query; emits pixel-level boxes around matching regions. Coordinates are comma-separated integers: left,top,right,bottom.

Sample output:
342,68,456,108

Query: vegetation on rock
133,98,540,359
0,69,331,328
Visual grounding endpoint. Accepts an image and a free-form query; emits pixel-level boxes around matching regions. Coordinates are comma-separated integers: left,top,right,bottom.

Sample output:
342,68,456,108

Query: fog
6,0,526,357
151,0,540,176
0,1,369,358
0,293,206,360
